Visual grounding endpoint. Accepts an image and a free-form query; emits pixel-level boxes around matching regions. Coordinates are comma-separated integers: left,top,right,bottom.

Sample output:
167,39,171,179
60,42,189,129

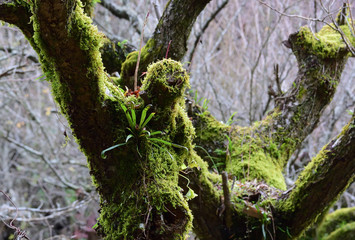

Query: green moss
194,107,290,190
140,58,190,108
297,24,354,59
95,59,197,239
322,222,355,240
225,110,288,190
31,0,107,116
297,86,307,100
317,207,355,239
121,38,163,88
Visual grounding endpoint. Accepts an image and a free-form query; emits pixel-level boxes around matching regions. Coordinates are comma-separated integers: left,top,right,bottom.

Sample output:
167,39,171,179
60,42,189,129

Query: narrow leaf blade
101,142,127,159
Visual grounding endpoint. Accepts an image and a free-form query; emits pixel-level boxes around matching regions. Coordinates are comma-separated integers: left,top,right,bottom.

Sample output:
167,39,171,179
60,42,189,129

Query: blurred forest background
0,0,354,239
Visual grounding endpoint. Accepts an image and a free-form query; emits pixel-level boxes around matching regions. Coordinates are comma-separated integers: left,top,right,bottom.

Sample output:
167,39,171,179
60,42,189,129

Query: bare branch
2,135,80,190
100,0,142,35
188,0,231,64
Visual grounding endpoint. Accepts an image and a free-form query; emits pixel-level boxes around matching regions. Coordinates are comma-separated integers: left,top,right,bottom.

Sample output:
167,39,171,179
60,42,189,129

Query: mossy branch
120,0,211,89
0,2,33,40
222,171,232,229
275,113,355,239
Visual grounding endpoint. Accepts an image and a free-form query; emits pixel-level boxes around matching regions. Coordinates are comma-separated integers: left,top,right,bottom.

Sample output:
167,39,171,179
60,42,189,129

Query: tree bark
1,1,355,240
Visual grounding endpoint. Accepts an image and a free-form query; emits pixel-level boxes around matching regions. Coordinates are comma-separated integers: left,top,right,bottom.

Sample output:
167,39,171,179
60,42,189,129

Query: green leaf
101,142,127,159
126,134,134,143
185,188,198,201
196,145,219,173
171,143,188,151
225,134,233,152
140,129,150,137
227,111,238,125
202,98,209,110
131,108,136,126
125,111,135,130
139,105,151,128
149,138,188,151
141,112,155,129
181,163,187,170
149,138,172,145
92,223,98,229
34,74,46,81
121,104,135,130
261,223,266,239
150,131,162,136
121,103,127,113
346,109,354,115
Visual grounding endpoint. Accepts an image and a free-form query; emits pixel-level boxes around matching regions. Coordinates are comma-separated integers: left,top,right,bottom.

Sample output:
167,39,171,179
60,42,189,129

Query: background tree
0,0,354,239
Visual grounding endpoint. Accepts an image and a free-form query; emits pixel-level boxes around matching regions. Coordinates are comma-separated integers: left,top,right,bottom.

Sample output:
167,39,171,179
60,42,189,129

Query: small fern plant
101,103,187,159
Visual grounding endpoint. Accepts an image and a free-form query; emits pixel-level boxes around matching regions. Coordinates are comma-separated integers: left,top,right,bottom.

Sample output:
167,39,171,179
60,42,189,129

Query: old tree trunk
1,0,355,239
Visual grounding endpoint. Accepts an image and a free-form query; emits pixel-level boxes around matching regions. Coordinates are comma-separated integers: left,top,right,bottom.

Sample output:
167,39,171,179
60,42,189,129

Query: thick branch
30,1,124,204
268,26,351,164
121,0,211,88
190,23,353,186
100,0,142,35
0,1,33,39
100,37,136,74
275,113,355,238
0,1,135,75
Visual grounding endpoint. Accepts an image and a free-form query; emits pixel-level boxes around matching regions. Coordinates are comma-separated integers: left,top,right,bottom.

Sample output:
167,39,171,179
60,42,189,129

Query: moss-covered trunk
1,1,355,239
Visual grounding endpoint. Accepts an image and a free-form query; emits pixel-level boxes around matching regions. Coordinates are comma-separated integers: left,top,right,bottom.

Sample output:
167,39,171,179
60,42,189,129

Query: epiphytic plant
101,103,187,159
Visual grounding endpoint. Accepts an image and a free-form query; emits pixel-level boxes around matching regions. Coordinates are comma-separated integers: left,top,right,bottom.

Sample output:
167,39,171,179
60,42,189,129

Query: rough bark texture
1,1,355,240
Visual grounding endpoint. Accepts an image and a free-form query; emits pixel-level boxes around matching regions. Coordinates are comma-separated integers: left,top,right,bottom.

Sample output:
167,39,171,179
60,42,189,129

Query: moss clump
226,110,288,190
193,107,289,189
321,222,355,240
317,207,355,239
297,23,354,59
97,59,195,239
141,58,190,109
121,38,163,88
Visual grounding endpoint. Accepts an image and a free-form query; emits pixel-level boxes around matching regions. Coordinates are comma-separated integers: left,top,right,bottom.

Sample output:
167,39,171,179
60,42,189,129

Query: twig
0,191,30,239
0,197,92,222
2,135,80,190
258,0,333,22
134,11,149,92
99,0,142,35
274,64,282,95
221,171,232,228
188,0,231,64
152,0,161,20
165,40,172,59
347,0,355,37
259,0,355,56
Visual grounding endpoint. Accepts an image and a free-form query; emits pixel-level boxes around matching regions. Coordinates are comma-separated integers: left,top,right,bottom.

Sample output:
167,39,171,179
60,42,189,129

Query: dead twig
134,11,149,92
0,190,30,239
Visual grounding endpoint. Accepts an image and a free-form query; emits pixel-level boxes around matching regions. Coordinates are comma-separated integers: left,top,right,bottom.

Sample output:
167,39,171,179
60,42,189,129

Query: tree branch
121,0,211,88
100,0,142,35
188,0,230,64
275,112,355,238
0,1,33,39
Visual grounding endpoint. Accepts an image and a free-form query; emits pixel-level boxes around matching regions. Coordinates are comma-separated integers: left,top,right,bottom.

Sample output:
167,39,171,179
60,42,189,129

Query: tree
0,0,354,239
